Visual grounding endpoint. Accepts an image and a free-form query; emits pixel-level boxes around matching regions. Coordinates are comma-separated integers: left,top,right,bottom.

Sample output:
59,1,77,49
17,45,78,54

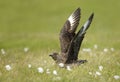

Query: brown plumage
49,8,94,65
60,8,81,54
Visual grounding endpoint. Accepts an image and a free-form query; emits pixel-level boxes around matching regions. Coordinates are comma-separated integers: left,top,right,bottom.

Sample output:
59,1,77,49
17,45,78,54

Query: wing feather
59,8,81,53
65,13,94,63
68,8,81,33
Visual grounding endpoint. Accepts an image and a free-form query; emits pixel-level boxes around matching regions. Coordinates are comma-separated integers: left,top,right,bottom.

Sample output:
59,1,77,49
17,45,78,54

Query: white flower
103,48,108,52
46,69,50,74
99,65,103,71
94,44,98,49
37,67,44,73
82,48,91,52
1,49,6,55
28,64,32,68
88,72,92,75
24,47,29,52
5,65,12,71
66,66,72,71
95,71,101,76
110,48,114,52
53,70,58,75
58,63,64,68
114,75,120,80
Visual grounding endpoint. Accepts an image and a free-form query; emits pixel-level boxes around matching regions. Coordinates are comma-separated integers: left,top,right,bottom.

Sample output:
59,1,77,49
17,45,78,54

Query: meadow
0,0,120,82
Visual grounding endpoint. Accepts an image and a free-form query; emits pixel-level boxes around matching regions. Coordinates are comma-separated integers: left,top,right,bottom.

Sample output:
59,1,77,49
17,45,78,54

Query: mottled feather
59,8,81,53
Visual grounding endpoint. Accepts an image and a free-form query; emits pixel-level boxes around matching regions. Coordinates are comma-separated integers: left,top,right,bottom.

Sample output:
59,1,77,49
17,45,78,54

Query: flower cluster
1,45,118,81
88,65,103,77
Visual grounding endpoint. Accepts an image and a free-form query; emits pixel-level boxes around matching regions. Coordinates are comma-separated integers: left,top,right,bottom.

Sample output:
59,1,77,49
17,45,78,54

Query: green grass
0,0,120,82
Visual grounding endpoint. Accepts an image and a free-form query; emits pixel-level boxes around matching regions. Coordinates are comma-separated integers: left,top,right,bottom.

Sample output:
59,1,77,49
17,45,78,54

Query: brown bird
49,8,94,65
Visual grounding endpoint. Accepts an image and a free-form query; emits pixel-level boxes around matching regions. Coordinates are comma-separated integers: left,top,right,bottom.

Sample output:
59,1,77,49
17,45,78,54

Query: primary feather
66,13,94,63
59,8,81,54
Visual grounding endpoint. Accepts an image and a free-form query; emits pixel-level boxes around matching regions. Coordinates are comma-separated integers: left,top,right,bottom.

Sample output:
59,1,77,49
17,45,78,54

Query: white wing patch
83,20,90,32
68,14,75,27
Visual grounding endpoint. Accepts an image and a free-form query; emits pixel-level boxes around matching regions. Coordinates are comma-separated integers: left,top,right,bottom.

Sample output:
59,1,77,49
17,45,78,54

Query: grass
0,0,120,82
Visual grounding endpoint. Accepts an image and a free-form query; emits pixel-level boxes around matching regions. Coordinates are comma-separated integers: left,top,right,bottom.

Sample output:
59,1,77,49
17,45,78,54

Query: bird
49,8,94,65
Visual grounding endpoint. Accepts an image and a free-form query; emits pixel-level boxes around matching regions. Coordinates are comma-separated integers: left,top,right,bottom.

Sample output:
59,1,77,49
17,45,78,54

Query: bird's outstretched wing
65,13,94,63
59,8,81,53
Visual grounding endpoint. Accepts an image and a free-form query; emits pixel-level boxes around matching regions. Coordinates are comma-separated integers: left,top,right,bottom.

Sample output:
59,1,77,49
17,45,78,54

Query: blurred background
0,0,120,51
0,0,120,82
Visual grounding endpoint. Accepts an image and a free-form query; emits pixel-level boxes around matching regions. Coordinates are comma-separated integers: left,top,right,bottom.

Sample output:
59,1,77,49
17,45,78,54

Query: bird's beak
49,54,52,56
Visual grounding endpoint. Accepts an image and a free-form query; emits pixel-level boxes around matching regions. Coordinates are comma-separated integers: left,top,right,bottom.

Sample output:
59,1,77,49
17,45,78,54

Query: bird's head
49,52,59,61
